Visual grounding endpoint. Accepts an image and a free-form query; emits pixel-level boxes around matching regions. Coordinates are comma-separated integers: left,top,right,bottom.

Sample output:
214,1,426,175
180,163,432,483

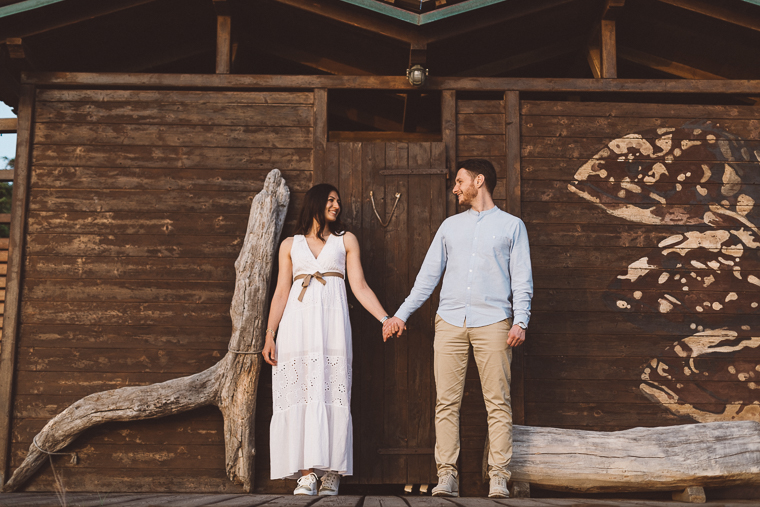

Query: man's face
453,168,480,206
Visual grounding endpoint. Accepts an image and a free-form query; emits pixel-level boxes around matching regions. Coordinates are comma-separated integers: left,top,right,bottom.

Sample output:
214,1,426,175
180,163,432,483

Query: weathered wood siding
521,100,760,430
10,89,314,492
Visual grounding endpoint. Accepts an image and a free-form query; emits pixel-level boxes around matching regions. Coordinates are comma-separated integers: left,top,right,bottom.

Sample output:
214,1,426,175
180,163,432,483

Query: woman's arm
344,232,390,327
262,237,294,366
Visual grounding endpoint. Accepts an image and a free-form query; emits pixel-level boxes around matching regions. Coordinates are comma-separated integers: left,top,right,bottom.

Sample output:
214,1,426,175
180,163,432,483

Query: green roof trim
0,0,67,18
338,0,508,25
743,0,760,6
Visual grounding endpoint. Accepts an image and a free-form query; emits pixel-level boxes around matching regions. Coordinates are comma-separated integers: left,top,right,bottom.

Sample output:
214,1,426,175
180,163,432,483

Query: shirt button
469,270,472,272
472,253,475,256
467,287,470,290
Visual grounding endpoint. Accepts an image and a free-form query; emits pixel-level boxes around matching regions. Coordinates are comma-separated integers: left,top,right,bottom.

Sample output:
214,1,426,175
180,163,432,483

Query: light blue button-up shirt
395,206,533,328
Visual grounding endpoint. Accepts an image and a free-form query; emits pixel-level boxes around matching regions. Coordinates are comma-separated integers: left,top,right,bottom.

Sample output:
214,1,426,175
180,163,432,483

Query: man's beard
458,186,478,206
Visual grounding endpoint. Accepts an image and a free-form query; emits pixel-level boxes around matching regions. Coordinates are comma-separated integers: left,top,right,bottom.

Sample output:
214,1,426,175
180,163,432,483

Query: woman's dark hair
294,183,346,241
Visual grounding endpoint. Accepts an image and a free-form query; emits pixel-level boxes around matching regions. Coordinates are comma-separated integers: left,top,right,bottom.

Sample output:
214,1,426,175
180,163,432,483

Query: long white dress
270,233,353,480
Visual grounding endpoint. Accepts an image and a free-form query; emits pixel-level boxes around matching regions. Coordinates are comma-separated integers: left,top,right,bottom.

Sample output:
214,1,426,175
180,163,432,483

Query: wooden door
324,141,447,484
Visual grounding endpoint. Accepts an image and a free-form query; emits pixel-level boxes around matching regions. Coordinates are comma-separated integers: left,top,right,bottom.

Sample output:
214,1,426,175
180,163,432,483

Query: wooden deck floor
0,494,758,507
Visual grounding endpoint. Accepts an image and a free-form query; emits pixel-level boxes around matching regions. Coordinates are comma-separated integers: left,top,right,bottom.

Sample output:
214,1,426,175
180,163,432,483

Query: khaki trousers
433,315,513,479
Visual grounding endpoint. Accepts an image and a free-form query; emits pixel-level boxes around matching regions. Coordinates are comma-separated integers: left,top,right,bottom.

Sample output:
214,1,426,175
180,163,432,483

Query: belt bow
293,271,344,302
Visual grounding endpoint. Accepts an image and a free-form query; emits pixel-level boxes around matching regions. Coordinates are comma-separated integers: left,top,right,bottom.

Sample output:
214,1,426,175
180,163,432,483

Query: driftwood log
3,169,290,493
483,421,760,494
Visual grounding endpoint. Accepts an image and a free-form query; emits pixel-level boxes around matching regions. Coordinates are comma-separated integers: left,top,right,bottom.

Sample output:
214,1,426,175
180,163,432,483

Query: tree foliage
0,157,14,237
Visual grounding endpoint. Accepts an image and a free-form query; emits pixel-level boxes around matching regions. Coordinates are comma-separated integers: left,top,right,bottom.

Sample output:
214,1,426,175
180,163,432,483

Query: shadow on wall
569,122,760,423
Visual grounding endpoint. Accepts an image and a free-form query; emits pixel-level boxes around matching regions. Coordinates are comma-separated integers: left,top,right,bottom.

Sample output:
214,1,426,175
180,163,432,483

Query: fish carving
569,122,760,422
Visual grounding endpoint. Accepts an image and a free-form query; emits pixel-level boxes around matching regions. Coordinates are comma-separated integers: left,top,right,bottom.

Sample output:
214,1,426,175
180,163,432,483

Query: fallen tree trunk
3,169,289,493
493,421,760,492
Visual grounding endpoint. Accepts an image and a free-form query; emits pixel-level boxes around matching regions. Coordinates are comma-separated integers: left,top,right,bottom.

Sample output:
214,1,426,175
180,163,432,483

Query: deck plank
210,494,283,506
0,494,758,506
363,497,409,507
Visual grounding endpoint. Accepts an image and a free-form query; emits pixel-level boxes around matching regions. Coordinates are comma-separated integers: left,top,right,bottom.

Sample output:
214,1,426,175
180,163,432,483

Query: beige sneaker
319,472,341,496
294,472,318,496
431,470,459,497
488,475,510,498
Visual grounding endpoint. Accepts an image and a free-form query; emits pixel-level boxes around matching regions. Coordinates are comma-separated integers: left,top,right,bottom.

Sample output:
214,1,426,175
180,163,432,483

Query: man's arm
507,219,533,346
385,223,448,337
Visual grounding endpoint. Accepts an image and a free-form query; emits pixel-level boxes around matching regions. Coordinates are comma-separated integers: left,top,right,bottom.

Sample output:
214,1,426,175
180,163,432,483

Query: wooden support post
409,42,427,68
588,0,623,78
600,0,623,78
441,90,457,217
213,0,231,74
600,19,617,78
0,83,34,488
403,42,427,132
313,88,327,185
673,486,707,503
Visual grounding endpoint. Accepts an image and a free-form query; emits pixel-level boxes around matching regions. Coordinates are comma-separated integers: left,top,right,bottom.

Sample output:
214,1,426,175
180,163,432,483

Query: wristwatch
515,321,527,330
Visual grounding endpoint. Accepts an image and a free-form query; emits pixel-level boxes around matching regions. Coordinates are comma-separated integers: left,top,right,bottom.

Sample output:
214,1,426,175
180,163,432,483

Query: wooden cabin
1,0,760,498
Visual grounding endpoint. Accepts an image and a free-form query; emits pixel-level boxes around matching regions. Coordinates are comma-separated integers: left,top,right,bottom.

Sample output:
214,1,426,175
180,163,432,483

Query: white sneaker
294,472,318,495
319,471,341,496
431,470,459,497
488,475,510,498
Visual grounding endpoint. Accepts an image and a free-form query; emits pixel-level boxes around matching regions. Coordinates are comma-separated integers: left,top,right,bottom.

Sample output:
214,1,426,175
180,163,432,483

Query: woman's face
324,191,341,222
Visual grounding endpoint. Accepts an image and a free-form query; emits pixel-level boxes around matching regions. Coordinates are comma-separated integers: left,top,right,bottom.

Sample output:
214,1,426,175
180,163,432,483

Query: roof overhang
337,0,508,25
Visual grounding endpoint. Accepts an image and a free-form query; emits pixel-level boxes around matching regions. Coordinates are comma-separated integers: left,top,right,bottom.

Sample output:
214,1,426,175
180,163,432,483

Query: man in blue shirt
384,159,533,498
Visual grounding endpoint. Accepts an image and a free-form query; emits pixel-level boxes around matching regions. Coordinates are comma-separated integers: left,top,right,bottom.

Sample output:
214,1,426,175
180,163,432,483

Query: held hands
507,324,525,347
262,338,277,366
382,316,406,342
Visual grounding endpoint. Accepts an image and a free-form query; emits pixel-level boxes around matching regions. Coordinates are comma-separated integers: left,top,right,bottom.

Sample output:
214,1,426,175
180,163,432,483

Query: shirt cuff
394,307,412,323
513,312,530,327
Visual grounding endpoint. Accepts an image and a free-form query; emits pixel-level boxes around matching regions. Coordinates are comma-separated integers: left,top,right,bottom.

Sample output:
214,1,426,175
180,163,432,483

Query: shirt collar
467,205,499,219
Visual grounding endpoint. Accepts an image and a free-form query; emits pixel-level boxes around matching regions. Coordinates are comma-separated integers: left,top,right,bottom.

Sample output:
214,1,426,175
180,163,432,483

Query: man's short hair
459,159,497,195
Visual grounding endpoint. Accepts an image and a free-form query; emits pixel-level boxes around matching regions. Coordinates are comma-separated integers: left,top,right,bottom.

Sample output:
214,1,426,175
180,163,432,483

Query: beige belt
293,271,344,302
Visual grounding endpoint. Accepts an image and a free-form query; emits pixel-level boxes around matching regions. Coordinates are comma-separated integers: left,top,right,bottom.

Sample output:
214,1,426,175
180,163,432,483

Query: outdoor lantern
407,65,428,86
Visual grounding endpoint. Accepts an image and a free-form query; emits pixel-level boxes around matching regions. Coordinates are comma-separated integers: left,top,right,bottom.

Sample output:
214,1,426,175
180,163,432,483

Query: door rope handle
370,191,401,228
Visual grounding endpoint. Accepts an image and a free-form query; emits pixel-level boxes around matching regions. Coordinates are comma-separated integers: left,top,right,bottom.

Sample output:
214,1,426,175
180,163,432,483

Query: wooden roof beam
456,38,582,77
0,0,159,40
273,0,423,45
425,0,576,43
658,0,760,34
0,118,16,134
25,72,760,94
263,46,374,75
602,0,625,19
618,46,726,80
108,38,213,72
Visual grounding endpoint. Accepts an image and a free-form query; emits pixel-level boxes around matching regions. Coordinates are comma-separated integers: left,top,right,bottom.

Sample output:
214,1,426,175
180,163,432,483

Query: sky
0,102,17,168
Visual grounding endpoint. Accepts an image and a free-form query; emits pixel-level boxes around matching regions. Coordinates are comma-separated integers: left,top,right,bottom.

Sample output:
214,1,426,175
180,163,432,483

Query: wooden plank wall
9,88,314,492
521,100,760,430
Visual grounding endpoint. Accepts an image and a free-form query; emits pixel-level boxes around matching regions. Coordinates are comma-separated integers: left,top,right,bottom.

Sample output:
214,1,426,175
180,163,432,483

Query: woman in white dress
262,183,392,496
